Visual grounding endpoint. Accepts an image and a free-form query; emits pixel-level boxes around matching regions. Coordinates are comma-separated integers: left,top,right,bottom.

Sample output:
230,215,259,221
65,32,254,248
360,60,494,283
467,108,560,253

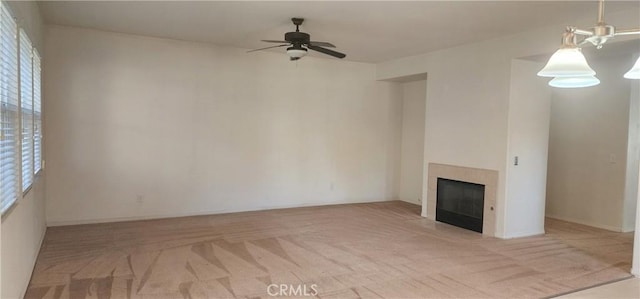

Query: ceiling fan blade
247,44,288,53
261,39,288,43
309,41,335,48
307,45,346,59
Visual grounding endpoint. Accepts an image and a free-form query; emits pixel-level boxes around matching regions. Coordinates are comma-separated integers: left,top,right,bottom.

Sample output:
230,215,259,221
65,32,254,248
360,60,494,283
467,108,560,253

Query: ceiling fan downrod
292,18,304,33
562,0,640,49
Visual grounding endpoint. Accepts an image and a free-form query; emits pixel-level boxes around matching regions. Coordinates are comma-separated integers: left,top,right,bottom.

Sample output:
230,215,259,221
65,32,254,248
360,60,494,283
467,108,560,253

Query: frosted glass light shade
287,48,307,58
537,48,596,77
623,56,640,79
548,75,600,88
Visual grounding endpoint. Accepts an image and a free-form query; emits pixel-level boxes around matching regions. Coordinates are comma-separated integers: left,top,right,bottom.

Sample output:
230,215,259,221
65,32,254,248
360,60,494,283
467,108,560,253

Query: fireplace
422,163,498,237
436,178,485,233
427,163,497,236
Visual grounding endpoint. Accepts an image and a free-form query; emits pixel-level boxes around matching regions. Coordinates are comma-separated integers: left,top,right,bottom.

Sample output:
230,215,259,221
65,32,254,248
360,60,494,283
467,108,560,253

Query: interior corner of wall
493,231,507,239
421,200,428,218
621,224,635,233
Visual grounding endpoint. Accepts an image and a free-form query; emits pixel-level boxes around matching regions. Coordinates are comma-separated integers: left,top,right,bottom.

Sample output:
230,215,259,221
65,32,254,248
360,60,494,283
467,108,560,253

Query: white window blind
33,51,40,173
19,30,33,192
0,4,19,213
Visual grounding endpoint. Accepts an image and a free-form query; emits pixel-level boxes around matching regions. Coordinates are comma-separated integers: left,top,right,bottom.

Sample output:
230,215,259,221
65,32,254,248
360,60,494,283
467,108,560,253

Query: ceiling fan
248,18,346,61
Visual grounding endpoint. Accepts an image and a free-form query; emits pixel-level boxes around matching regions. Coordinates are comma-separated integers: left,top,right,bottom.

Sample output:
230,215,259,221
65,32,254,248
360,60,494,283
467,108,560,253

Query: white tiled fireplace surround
427,163,498,236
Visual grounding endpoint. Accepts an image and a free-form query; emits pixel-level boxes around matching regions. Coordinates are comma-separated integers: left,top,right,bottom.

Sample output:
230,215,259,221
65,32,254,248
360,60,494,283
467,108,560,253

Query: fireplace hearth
436,178,485,233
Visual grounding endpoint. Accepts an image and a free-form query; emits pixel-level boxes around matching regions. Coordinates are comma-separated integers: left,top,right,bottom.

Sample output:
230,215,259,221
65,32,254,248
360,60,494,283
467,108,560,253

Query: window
0,4,19,213
0,3,42,214
33,51,40,174
19,30,33,192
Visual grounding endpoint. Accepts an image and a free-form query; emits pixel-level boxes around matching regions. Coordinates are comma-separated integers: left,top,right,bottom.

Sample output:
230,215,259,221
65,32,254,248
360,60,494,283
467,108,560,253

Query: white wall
504,59,551,238
376,9,639,238
625,54,640,232
1,179,45,299
379,38,514,237
1,2,46,299
632,79,640,276
398,80,426,205
546,54,633,232
44,26,403,225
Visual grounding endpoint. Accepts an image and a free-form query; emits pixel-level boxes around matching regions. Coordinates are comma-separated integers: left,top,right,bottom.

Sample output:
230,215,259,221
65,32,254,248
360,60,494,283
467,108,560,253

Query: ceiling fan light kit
538,0,640,88
248,17,346,61
286,47,307,59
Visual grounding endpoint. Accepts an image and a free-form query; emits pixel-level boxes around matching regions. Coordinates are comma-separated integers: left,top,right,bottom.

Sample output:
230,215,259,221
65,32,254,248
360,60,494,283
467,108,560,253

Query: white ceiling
38,1,640,63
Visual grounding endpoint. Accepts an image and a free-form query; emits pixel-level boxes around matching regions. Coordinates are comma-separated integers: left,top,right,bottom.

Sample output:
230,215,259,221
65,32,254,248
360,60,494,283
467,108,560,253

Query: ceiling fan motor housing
285,31,310,44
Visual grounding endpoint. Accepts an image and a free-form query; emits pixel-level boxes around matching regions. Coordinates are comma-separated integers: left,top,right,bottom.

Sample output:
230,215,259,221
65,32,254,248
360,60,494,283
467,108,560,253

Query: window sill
2,170,43,221
1,199,19,222
22,169,44,197
22,185,33,197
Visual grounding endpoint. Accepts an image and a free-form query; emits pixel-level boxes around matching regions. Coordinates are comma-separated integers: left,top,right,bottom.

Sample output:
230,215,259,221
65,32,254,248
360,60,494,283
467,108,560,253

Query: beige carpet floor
25,201,633,298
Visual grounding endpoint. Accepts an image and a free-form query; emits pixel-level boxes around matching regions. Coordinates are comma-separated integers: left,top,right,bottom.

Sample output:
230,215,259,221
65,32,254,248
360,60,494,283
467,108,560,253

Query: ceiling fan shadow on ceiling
247,17,346,61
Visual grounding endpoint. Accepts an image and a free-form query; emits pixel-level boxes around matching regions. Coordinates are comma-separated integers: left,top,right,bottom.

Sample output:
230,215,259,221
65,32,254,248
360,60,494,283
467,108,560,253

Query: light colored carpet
25,201,632,298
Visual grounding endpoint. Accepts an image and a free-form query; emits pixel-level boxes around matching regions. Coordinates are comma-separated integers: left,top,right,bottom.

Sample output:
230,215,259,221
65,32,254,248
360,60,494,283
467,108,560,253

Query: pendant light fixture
537,30,596,78
538,0,640,87
623,56,640,79
549,75,601,88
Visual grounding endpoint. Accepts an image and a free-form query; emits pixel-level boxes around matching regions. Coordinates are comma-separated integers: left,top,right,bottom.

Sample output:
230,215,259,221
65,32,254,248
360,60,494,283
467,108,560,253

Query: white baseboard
398,198,422,206
546,214,625,232
46,198,393,227
501,229,546,239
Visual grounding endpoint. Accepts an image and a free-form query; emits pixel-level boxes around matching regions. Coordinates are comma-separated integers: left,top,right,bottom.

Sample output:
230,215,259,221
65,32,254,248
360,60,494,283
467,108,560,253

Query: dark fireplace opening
436,178,485,233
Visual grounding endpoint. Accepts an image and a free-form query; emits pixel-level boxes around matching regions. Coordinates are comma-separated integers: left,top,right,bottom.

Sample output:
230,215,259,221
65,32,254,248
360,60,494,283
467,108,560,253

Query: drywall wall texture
44,26,403,225
398,80,426,205
1,178,45,299
379,37,513,236
1,2,46,299
504,59,551,238
634,76,640,276
546,54,634,232
624,57,640,232
376,9,639,238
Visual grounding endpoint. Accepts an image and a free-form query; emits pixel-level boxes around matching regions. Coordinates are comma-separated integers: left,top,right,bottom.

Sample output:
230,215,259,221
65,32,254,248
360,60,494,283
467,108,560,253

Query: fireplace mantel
427,163,498,236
